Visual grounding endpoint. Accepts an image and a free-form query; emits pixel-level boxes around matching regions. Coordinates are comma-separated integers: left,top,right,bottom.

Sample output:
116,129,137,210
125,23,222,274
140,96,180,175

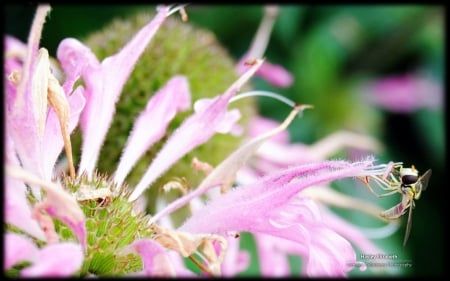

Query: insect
359,164,431,246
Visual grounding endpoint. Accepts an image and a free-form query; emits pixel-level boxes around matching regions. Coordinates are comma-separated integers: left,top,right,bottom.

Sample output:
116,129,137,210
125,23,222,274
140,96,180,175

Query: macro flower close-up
4,4,444,277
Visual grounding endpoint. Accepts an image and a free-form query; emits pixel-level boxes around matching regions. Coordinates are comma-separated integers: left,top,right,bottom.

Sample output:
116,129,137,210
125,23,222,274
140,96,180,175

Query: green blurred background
4,4,444,277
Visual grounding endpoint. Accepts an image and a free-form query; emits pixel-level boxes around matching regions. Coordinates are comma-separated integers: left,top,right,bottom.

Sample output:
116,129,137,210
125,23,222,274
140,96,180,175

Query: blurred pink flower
364,74,443,112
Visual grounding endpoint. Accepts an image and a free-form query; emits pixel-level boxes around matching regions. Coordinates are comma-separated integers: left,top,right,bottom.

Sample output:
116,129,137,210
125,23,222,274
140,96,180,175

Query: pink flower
5,4,402,278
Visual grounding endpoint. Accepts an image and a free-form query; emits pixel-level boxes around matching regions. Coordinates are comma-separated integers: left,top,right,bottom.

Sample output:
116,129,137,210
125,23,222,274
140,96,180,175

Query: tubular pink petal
67,7,171,177
181,160,375,234
179,160,377,276
15,5,51,111
114,76,191,185
121,239,175,276
20,242,83,277
128,59,264,202
4,233,39,270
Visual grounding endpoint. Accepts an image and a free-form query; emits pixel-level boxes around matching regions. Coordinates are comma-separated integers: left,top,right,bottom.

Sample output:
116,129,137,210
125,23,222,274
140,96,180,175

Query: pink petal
321,208,385,269
6,165,87,251
121,239,175,277
256,60,294,88
20,242,84,277
253,233,301,276
5,135,46,240
128,59,264,202
5,176,46,241
221,236,250,276
4,233,39,270
59,7,171,177
114,76,191,185
7,7,51,187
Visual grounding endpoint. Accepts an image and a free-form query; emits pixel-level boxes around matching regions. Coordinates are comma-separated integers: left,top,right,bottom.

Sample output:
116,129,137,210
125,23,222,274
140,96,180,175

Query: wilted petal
128,59,264,202
20,242,83,277
114,76,191,186
62,7,171,177
121,239,175,277
4,233,39,270
43,83,85,179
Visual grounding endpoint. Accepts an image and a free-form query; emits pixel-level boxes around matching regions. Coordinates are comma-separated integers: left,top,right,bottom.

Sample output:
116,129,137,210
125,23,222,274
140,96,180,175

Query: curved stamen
230,90,296,108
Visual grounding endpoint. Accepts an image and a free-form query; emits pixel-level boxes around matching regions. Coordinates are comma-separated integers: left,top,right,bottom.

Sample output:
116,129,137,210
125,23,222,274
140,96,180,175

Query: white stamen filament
230,90,296,108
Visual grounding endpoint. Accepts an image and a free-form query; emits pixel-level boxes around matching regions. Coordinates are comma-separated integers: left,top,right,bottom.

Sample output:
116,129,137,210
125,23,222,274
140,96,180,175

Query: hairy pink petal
4,233,39,270
20,242,83,277
180,160,374,276
128,59,264,201
114,76,191,185
59,7,171,177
